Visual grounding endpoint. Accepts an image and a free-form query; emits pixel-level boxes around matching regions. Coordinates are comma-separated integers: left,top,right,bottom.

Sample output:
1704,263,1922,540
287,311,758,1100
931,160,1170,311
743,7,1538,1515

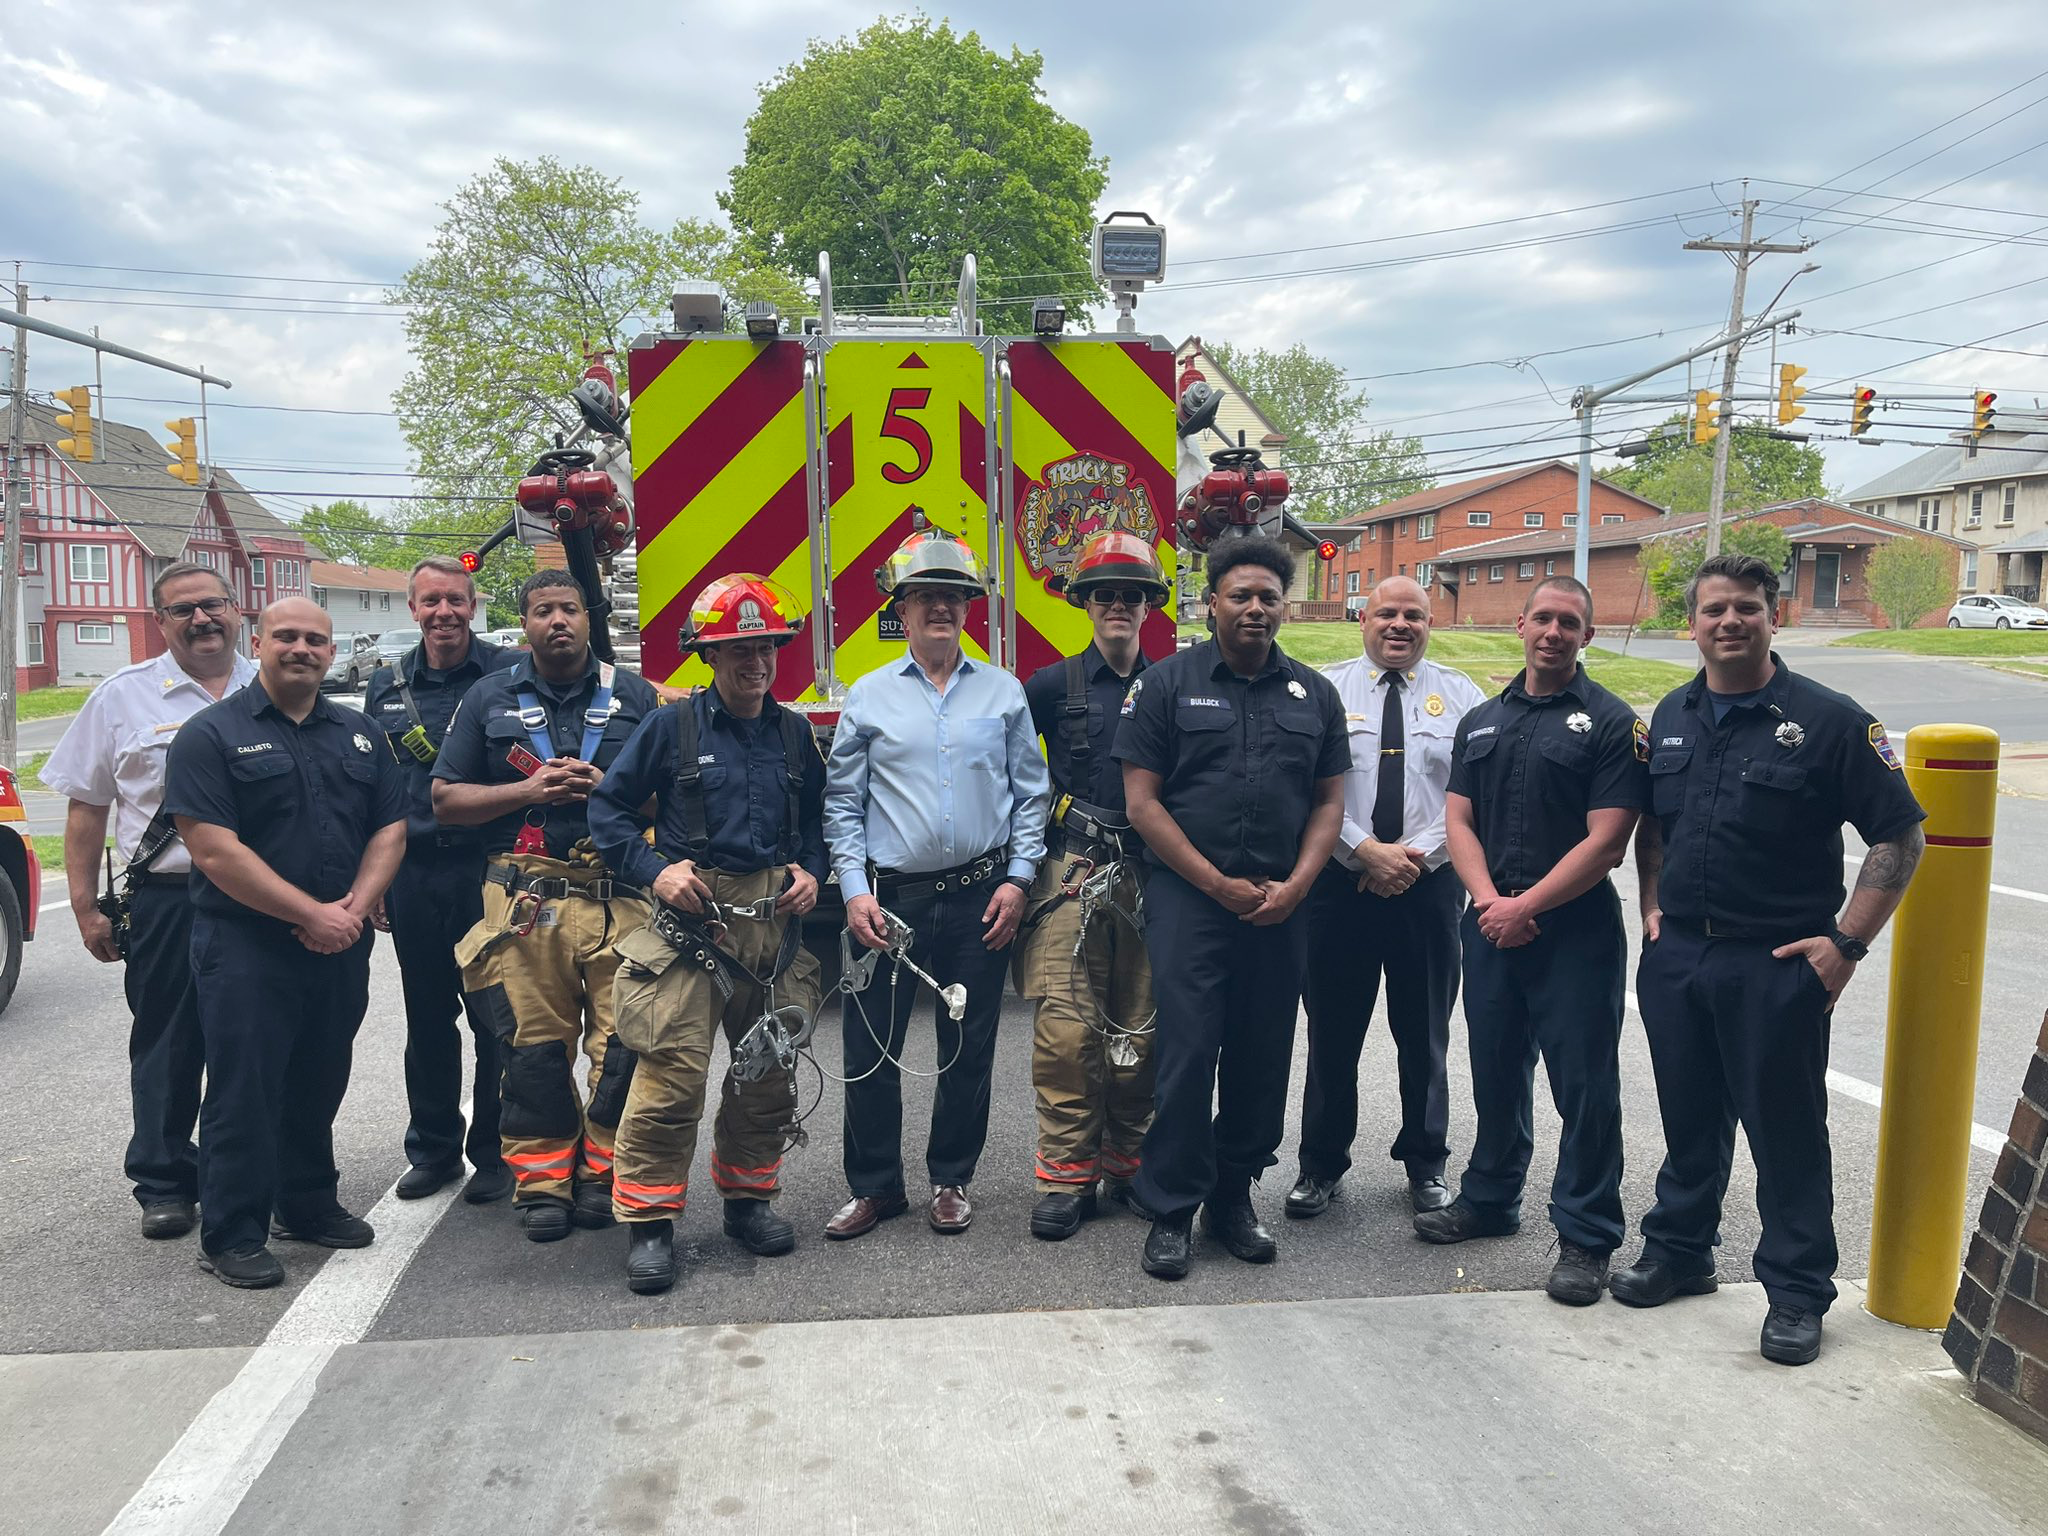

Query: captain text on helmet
820,521,1051,1242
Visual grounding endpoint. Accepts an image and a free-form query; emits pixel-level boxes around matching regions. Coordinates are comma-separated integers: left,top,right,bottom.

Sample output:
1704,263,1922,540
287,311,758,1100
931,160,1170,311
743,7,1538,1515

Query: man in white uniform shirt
1285,575,1485,1221
44,561,257,1239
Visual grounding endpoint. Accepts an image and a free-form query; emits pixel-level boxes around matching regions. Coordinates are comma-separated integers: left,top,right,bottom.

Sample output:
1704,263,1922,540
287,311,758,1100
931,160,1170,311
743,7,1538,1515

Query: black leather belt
132,872,189,890
1663,914,1820,945
1053,799,1134,860
873,851,1002,903
485,862,642,904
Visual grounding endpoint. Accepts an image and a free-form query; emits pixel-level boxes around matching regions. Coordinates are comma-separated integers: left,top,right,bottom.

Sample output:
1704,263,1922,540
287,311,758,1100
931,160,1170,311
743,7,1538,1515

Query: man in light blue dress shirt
822,525,1050,1240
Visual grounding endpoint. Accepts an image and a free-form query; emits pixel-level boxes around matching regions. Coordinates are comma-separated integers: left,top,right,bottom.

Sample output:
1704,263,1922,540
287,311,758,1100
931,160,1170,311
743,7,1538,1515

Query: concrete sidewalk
11,1281,2044,1536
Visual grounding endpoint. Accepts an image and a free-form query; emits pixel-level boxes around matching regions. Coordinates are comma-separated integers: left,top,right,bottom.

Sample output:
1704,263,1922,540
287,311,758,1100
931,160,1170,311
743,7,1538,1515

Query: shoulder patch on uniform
1120,677,1143,717
1633,718,1649,763
1869,722,1901,770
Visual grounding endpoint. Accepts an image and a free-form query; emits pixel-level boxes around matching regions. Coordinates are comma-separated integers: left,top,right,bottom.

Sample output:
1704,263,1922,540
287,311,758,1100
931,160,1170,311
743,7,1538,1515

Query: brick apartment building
1323,462,1668,619
1438,498,1967,629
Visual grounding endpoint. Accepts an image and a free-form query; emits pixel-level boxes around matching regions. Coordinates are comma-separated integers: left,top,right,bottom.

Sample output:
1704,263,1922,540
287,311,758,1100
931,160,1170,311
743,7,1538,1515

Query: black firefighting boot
1203,1180,1278,1264
626,1220,676,1295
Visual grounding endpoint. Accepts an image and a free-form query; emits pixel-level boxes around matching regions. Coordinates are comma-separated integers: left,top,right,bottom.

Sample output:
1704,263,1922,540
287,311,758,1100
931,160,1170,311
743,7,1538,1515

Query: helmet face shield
875,527,990,597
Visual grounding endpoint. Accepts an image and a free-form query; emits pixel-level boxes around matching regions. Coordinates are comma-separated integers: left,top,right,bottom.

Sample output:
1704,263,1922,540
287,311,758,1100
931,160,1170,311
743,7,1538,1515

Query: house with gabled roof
1844,412,2048,600
10,398,314,688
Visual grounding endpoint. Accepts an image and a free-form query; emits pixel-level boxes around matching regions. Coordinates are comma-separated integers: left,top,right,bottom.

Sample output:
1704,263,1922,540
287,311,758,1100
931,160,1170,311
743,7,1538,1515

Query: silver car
322,633,379,691
1946,593,2048,629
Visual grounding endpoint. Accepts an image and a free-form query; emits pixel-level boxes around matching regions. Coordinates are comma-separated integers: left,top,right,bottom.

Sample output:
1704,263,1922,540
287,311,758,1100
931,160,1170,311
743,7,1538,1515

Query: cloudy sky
6,0,2048,532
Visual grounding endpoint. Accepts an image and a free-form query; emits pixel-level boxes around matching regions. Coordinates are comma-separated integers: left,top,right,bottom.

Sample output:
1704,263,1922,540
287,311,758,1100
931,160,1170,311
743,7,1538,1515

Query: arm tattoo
1855,825,1925,893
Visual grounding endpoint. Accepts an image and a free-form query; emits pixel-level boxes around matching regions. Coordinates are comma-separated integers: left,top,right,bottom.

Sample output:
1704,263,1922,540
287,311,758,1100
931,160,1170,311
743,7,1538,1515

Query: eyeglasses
159,597,234,621
1085,587,1152,609
906,587,975,607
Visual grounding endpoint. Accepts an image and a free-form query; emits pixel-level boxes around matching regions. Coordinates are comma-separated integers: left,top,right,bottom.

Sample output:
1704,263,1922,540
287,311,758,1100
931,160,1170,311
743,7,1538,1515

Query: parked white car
1947,593,2048,629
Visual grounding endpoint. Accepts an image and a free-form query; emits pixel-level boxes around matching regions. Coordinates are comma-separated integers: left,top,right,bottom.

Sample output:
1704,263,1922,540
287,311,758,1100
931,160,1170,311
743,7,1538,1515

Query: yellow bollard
1867,722,1999,1328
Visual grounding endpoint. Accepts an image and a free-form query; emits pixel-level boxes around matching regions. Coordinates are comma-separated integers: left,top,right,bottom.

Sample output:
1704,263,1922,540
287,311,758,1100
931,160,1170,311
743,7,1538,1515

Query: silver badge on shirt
1566,712,1592,734
1775,720,1806,748
1287,680,1307,699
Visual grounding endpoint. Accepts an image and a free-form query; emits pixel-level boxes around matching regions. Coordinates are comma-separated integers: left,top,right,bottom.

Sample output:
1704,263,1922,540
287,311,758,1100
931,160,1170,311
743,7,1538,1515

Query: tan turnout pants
455,849,649,1205
1015,852,1156,1193
608,867,822,1223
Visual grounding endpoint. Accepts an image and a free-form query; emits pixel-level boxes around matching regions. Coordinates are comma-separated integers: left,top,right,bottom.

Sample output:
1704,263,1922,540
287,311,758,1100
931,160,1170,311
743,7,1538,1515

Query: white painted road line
1624,990,2007,1156
100,1175,461,1535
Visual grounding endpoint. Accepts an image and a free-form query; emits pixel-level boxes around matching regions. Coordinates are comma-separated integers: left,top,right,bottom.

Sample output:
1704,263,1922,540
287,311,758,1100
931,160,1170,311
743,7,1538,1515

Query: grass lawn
1184,623,1695,706
1831,629,2048,657
29,834,65,871
18,686,92,721
1983,661,2048,681
17,751,50,793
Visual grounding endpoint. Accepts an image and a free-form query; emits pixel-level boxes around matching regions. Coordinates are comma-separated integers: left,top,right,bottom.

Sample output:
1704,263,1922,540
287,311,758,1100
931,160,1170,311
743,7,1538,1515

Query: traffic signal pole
0,296,230,770
1569,307,1797,581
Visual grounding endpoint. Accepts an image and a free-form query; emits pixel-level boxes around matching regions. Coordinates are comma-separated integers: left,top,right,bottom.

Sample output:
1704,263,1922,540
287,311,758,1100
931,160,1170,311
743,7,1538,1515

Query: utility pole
3,278,27,771
1684,196,1811,555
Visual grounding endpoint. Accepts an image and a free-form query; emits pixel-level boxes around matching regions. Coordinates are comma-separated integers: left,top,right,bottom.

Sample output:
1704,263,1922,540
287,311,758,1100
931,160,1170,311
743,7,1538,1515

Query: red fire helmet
1065,530,1170,608
680,573,805,652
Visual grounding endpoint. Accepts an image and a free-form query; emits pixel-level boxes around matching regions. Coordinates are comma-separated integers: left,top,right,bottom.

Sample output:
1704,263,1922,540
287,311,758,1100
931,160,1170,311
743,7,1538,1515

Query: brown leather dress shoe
929,1184,972,1233
824,1192,909,1240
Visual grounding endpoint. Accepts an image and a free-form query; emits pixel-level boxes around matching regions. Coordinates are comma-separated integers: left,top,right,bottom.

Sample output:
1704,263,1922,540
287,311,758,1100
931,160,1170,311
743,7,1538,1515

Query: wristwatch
1828,928,1869,963
1002,875,1033,894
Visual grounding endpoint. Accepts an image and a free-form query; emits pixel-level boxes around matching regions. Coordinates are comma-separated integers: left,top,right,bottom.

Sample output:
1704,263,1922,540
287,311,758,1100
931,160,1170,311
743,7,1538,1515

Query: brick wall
1944,1008,2048,1442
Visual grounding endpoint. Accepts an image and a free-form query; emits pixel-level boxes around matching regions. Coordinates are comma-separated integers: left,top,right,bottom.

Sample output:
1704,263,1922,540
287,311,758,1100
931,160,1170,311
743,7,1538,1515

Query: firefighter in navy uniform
432,569,661,1242
1420,576,1646,1310
588,574,827,1295
362,555,517,1205
1114,535,1349,1281
1615,553,1924,1366
1016,531,1165,1240
165,598,409,1289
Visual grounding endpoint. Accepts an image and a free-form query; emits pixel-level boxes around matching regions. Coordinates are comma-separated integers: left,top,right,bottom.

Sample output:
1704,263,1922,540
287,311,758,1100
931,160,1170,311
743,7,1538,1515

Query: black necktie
1373,672,1405,844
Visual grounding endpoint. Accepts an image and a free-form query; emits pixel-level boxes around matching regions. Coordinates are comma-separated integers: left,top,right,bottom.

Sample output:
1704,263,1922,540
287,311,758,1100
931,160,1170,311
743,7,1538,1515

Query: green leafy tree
1866,536,1955,629
722,16,1108,332
1601,413,1831,515
390,156,802,509
1638,521,1792,629
296,500,395,566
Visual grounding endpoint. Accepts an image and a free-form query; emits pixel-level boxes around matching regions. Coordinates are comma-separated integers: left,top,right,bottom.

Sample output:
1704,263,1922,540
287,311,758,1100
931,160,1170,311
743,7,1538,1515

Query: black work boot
1760,1304,1823,1366
198,1244,284,1289
520,1196,573,1243
1203,1185,1278,1264
1284,1173,1338,1219
1030,1190,1100,1240
1413,1196,1520,1245
1608,1254,1719,1308
723,1199,796,1257
571,1181,616,1230
626,1220,676,1295
1545,1239,1612,1307
1141,1209,1195,1280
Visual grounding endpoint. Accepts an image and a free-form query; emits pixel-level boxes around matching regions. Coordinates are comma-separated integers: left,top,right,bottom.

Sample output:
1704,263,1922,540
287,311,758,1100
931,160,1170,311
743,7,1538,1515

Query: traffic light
1973,389,1997,437
1776,364,1809,426
1850,386,1876,436
53,386,95,462
1316,539,1338,562
164,418,200,484
1692,389,1720,445
458,550,482,573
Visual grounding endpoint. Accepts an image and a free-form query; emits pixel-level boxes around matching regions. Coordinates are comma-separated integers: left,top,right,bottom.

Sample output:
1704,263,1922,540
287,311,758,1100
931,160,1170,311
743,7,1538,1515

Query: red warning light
1317,540,1339,562
458,551,482,573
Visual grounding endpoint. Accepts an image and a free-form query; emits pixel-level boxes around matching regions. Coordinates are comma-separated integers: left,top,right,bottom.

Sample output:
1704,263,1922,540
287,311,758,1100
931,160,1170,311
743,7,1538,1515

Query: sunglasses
1085,587,1152,609
159,597,235,621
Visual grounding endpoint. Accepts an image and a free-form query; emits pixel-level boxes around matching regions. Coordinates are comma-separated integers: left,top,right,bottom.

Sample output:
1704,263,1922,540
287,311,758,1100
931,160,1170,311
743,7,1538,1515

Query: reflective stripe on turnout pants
608,866,821,1222
1014,854,1155,1191
455,849,647,1205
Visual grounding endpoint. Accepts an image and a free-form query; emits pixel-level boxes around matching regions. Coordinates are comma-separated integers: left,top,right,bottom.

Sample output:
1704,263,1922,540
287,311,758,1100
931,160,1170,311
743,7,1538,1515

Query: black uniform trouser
1635,922,1839,1313
1299,861,1461,1183
193,915,372,1256
389,844,501,1172
841,881,1010,1196
1458,882,1626,1251
1133,865,1308,1221
123,883,203,1208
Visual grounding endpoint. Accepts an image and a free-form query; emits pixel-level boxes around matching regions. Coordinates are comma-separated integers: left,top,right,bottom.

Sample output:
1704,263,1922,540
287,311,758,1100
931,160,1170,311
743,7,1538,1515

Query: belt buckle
591,878,614,902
